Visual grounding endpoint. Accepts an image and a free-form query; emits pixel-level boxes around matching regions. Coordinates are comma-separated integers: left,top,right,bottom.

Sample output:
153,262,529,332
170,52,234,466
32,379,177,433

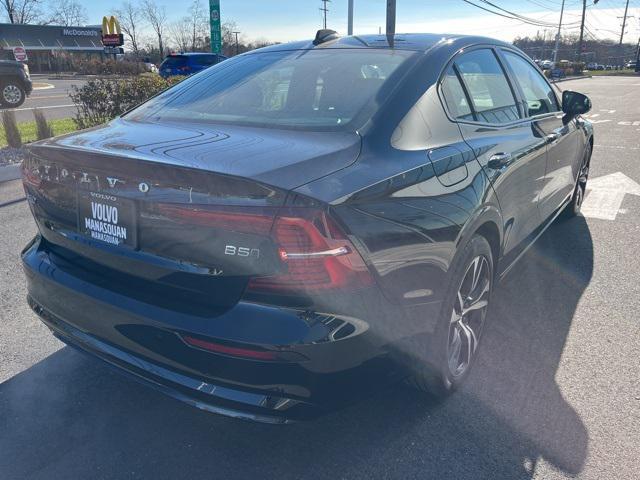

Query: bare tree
115,0,143,57
169,17,191,53
187,0,208,51
1,0,44,23
142,0,167,59
48,0,87,26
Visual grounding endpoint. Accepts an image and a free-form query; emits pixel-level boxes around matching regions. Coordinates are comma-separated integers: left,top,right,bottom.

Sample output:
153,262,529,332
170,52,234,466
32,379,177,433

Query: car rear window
161,56,187,67
191,55,219,66
127,49,417,131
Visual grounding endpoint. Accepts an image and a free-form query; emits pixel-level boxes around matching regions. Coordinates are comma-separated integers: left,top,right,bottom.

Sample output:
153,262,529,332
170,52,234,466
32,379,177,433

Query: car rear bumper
23,78,33,95
22,235,407,422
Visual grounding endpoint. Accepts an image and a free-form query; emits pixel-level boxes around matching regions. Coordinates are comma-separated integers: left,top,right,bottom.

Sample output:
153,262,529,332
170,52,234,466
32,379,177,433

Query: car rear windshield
192,54,219,65
161,56,187,67
127,49,417,130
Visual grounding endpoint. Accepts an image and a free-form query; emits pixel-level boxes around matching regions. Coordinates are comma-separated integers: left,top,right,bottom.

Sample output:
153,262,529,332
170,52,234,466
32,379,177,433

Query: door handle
546,133,560,143
488,152,512,169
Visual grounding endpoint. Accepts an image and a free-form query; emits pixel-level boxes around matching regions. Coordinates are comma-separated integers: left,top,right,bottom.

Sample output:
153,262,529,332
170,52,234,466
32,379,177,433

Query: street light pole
553,0,565,65
233,31,240,55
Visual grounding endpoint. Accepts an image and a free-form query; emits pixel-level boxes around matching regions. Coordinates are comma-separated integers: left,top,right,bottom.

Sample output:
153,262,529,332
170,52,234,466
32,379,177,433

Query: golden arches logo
102,16,121,35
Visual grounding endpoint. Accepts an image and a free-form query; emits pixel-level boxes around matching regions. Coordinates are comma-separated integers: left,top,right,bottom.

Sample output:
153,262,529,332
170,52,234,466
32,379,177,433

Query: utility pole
618,0,630,46
617,0,631,68
577,0,599,61
553,0,565,64
320,0,330,29
233,31,240,55
348,0,354,35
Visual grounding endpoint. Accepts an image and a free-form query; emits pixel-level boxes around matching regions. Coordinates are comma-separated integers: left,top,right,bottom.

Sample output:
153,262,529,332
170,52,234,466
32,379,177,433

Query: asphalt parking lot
10,77,85,123
1,75,639,480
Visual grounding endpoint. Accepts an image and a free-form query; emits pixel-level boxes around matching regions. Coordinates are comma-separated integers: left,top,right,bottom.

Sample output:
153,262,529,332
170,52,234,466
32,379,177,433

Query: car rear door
498,49,580,221
442,47,547,261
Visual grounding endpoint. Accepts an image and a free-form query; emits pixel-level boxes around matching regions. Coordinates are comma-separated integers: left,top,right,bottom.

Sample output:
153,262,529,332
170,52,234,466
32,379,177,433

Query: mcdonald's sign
101,16,124,47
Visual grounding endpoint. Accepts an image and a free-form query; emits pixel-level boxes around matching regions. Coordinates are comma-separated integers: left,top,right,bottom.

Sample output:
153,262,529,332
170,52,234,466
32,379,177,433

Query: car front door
499,49,580,221
442,48,547,264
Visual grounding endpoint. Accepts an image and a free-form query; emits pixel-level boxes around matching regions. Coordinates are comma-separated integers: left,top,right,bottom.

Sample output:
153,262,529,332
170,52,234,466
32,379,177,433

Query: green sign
209,0,222,54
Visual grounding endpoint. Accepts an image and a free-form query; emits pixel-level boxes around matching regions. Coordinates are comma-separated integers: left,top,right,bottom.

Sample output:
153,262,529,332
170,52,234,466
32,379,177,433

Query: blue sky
83,0,640,43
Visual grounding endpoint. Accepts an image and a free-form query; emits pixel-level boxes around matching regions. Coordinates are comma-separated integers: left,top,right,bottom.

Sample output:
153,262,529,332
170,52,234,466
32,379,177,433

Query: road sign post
209,0,222,54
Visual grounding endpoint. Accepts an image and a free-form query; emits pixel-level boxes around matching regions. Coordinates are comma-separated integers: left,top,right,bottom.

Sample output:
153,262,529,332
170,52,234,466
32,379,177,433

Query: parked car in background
21,32,593,423
540,59,554,70
625,61,637,70
0,59,32,108
159,53,227,78
144,62,158,74
586,62,597,70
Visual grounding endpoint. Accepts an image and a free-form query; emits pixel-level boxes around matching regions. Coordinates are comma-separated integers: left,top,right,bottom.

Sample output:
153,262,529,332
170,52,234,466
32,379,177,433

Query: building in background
0,23,103,72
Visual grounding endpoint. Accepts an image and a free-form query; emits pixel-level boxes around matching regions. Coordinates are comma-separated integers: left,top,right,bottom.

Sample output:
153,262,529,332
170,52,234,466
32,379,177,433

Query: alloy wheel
2,84,22,106
447,255,491,378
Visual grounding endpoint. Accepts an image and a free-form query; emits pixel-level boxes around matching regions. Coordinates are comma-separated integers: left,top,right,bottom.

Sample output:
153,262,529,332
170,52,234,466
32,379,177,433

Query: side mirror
562,90,591,117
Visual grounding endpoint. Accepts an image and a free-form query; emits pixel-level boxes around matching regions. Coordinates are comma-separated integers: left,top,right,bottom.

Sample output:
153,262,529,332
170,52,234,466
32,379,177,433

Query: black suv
0,59,33,108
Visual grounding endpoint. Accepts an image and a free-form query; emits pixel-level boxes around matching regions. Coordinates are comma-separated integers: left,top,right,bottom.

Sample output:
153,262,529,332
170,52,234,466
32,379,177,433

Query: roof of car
255,33,514,54
169,52,222,56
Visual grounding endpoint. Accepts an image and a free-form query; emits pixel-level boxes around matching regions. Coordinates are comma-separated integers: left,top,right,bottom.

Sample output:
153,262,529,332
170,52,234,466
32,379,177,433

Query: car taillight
247,208,373,295
155,203,373,295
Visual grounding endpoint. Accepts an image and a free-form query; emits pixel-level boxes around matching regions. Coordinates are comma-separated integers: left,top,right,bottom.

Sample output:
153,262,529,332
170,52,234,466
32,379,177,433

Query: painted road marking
32,83,55,90
581,172,640,220
9,104,75,112
28,94,68,100
595,144,640,150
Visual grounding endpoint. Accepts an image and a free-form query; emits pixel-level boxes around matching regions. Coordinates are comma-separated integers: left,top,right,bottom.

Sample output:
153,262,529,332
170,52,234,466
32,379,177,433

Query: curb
0,164,21,183
551,75,592,84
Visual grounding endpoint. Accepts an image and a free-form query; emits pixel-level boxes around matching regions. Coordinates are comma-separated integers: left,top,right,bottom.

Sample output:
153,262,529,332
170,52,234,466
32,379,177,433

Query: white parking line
28,94,69,100
595,144,640,150
9,104,75,112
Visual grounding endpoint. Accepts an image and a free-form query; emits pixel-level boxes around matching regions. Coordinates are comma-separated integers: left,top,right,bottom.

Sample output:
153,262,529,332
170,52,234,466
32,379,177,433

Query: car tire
561,144,591,220
1,81,26,108
407,234,494,398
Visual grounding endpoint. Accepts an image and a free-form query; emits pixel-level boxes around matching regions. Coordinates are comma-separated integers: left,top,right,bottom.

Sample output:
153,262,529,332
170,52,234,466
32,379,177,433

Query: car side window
454,49,520,124
502,51,560,117
441,66,474,121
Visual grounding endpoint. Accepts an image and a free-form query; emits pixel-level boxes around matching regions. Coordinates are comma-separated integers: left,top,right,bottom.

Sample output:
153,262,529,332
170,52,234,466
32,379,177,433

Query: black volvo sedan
21,32,593,423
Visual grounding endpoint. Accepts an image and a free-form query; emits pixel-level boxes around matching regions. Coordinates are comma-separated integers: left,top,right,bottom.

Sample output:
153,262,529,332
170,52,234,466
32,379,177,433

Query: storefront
0,23,103,72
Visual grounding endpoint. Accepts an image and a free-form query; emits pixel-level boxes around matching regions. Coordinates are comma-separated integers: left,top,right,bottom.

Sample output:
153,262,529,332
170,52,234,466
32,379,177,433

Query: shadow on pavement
0,217,592,480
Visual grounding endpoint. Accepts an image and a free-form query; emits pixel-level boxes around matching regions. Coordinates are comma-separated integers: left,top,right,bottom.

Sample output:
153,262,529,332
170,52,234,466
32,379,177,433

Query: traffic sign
209,0,222,54
13,47,28,62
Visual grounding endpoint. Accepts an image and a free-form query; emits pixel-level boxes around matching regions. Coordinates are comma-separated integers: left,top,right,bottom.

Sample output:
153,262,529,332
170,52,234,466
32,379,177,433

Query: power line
477,0,580,26
459,0,579,28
